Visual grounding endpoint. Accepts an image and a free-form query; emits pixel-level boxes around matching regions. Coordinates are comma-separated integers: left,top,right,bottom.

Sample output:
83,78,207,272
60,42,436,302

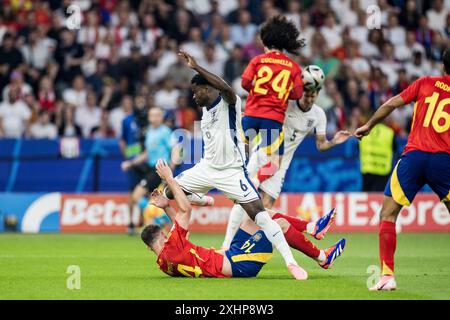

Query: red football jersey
156,222,227,278
399,75,450,154
242,51,303,123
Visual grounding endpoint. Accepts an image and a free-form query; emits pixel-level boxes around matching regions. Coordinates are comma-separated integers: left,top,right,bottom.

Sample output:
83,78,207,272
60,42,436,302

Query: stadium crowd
0,0,449,140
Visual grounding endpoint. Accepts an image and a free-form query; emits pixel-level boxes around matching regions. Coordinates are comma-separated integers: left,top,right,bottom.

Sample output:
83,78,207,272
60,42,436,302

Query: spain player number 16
423,91,450,133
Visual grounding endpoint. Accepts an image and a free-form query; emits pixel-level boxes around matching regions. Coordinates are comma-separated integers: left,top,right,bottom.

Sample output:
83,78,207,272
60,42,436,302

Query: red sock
284,225,320,259
256,161,278,184
272,212,308,232
379,221,396,276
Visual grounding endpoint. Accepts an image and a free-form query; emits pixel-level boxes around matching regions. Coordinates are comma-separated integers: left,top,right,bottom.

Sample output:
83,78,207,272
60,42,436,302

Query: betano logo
60,195,140,232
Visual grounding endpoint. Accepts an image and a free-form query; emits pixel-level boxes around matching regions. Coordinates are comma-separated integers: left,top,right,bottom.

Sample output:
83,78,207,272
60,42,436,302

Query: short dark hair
191,74,210,86
141,224,162,247
260,15,305,55
443,48,450,74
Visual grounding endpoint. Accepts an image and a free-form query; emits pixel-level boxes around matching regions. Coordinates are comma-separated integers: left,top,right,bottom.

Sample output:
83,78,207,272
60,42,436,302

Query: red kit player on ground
141,160,345,278
355,50,450,291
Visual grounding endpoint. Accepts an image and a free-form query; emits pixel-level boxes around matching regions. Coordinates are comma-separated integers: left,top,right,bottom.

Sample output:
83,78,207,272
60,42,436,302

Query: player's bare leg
369,196,403,291
240,199,307,280
261,191,276,209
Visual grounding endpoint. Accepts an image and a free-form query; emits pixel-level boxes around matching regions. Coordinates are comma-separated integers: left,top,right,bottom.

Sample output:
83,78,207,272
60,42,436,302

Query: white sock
186,193,209,206
306,222,315,235
255,211,298,266
222,204,245,249
316,250,326,263
163,186,212,206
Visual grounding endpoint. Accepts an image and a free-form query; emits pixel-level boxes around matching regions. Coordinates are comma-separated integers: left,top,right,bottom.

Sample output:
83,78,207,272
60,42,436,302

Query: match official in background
121,107,179,233
119,95,145,234
359,121,396,192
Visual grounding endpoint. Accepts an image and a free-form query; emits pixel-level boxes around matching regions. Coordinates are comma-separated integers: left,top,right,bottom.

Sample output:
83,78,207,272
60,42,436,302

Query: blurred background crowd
0,0,449,140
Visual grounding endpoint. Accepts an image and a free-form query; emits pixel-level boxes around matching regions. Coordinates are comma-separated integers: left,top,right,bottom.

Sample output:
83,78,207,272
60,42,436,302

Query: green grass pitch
0,232,449,299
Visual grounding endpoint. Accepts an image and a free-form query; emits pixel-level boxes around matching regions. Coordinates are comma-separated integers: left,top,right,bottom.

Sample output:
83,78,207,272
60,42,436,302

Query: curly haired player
241,15,305,186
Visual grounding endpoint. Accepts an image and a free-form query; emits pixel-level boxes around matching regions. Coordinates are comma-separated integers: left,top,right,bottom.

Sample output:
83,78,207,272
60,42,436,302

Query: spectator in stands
63,75,87,109
58,105,82,138
141,13,163,54
154,77,180,112
110,95,133,138
28,109,58,139
224,45,245,83
2,71,33,102
168,9,197,44
399,0,420,30
0,33,25,86
54,28,84,85
180,27,204,61
320,12,343,51
0,85,31,138
343,40,371,80
148,35,178,84
394,30,426,62
166,54,196,91
75,91,102,137
426,0,448,33
230,10,257,46
242,31,264,61
198,43,227,78
37,76,56,114
404,50,432,79
91,111,116,138
20,27,56,74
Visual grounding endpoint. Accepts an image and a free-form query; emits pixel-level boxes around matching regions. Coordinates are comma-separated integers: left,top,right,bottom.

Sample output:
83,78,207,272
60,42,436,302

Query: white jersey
258,101,327,200
280,101,327,171
201,95,246,169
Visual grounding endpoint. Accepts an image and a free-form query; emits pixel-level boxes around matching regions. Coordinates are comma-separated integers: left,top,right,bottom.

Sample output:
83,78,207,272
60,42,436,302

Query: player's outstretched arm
354,95,405,140
178,50,236,105
155,159,192,229
315,130,351,152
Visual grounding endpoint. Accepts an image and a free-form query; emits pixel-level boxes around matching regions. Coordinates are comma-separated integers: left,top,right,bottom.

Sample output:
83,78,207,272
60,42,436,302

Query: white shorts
175,161,260,203
259,169,287,200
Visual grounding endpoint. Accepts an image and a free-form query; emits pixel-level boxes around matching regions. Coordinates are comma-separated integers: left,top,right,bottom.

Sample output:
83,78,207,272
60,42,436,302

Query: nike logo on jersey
272,231,281,237
243,192,251,198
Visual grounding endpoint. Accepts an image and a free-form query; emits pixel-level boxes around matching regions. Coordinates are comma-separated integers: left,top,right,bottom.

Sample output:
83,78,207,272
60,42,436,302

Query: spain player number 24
253,66,291,101
424,92,450,133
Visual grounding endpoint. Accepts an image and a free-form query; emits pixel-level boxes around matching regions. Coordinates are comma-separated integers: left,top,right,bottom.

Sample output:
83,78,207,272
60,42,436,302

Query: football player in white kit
222,66,351,253
164,50,308,280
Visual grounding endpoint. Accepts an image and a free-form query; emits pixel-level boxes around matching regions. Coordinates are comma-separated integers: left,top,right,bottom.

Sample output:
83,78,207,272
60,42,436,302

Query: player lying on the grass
354,49,450,291
162,49,308,280
141,160,346,278
223,65,351,250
